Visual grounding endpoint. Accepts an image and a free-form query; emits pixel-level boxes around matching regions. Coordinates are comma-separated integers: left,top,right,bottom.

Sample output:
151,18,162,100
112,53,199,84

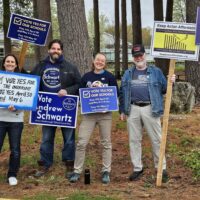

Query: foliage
182,149,200,180
173,0,186,22
142,27,152,46
105,24,152,47
0,0,33,17
87,9,110,49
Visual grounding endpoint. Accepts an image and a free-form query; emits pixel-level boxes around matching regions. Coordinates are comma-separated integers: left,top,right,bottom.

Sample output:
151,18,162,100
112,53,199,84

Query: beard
134,60,146,69
49,53,60,62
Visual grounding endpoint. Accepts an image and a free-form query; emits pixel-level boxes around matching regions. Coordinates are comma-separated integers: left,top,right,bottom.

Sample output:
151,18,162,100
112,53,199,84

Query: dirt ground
0,106,200,200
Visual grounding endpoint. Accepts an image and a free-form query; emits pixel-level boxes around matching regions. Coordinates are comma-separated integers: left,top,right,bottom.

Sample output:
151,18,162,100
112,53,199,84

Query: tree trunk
153,0,171,77
158,0,174,76
131,0,142,45
185,0,200,102
93,0,100,55
56,0,92,75
3,0,11,55
33,0,53,63
121,0,128,74
114,0,120,79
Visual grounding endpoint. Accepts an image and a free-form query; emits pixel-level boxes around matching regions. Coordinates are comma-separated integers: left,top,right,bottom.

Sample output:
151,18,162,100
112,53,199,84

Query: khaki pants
127,105,166,172
74,112,112,174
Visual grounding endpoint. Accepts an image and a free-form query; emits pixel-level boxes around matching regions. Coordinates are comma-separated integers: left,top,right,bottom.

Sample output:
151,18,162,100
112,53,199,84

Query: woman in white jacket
0,54,24,186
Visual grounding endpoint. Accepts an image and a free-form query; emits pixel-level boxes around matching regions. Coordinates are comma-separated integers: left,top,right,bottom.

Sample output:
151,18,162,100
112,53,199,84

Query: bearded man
31,39,81,178
119,44,175,182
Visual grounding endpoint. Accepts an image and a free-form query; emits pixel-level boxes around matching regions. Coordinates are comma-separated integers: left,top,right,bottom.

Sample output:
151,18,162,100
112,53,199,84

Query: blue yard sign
7,13,51,46
196,7,200,45
0,71,40,110
30,92,79,128
79,86,118,114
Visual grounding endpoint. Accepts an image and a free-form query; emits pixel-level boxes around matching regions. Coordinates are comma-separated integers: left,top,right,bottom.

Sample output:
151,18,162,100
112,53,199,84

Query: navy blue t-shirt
131,68,150,102
81,70,118,90
41,57,62,93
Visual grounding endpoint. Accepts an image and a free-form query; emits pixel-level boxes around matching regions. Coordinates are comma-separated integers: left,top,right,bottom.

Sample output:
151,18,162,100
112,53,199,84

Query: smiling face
133,53,147,70
3,56,18,72
48,42,63,62
93,53,106,73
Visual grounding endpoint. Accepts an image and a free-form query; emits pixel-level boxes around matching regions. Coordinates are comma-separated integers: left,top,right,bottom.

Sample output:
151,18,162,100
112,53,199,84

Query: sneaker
34,166,49,178
69,172,80,183
8,177,18,186
102,171,110,184
129,169,143,181
65,161,74,179
162,170,169,183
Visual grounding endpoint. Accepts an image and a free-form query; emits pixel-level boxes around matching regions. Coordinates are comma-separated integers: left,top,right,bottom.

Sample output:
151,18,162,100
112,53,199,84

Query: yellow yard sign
151,21,199,61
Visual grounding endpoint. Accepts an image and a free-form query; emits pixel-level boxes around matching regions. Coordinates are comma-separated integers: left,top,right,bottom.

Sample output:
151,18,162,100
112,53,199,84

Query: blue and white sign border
79,86,118,114
0,71,40,110
29,92,79,128
7,13,51,46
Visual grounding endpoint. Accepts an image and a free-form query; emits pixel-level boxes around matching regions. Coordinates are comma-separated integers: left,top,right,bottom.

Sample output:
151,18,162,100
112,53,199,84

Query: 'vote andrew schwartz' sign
30,92,79,128
0,71,40,110
7,13,51,46
79,86,118,114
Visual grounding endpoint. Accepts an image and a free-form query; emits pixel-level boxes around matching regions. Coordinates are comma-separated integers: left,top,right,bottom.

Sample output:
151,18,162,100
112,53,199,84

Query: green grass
23,193,56,200
20,153,39,167
181,149,200,180
1,135,9,152
167,143,179,155
23,192,117,200
172,127,185,135
85,155,97,168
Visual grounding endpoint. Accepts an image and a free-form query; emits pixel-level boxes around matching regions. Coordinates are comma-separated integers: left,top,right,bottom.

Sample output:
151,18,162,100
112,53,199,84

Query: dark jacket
31,56,81,95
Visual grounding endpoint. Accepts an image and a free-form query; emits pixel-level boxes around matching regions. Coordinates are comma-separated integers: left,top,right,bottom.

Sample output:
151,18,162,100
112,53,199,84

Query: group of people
0,39,175,186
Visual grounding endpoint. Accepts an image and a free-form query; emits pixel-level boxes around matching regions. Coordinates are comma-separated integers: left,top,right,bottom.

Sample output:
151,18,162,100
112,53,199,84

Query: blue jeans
39,126,75,168
0,121,23,178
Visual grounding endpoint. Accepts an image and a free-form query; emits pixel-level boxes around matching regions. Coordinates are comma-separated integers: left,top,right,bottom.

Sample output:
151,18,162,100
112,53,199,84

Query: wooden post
156,59,176,186
18,42,29,71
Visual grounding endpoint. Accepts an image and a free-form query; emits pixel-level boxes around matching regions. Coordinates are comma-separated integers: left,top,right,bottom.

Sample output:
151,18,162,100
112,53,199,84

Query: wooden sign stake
156,59,176,186
18,42,29,71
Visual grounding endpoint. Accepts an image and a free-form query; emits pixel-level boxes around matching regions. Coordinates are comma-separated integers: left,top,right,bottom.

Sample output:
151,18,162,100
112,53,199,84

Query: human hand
120,113,127,121
170,74,176,83
58,89,67,97
8,105,16,111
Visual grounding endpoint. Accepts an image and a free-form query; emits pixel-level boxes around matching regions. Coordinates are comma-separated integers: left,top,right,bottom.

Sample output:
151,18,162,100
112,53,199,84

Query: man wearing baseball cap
119,44,175,182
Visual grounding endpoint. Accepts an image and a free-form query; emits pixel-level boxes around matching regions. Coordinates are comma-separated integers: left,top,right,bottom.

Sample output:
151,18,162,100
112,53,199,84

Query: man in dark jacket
32,39,81,177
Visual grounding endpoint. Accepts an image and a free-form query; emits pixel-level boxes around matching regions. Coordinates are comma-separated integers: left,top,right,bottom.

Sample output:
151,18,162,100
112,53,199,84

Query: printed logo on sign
62,98,76,110
14,17,22,25
83,91,90,98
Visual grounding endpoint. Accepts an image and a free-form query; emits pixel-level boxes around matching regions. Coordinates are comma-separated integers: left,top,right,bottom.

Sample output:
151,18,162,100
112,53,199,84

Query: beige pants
74,112,112,174
127,105,166,172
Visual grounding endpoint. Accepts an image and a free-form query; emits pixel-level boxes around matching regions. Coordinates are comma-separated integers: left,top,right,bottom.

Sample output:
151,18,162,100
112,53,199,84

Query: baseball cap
132,44,145,57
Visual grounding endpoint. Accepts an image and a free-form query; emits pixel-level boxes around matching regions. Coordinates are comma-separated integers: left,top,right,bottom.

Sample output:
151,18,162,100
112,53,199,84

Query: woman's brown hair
1,54,20,72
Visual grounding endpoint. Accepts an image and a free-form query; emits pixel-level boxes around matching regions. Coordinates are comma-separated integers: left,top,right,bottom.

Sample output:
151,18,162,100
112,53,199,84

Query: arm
65,66,81,95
